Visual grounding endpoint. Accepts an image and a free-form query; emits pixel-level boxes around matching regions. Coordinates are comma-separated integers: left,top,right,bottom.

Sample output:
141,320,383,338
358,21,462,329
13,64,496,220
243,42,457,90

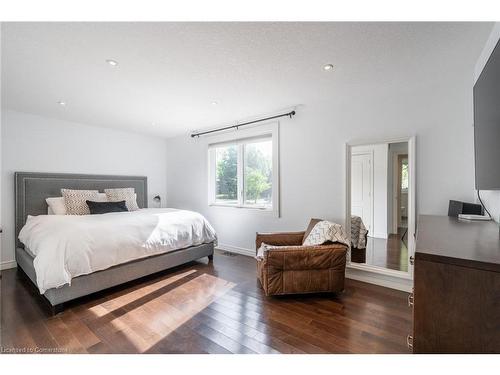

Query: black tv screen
474,38,500,190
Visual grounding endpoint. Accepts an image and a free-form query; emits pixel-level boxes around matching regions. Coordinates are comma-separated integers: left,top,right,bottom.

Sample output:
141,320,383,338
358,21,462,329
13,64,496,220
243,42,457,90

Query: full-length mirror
347,138,415,274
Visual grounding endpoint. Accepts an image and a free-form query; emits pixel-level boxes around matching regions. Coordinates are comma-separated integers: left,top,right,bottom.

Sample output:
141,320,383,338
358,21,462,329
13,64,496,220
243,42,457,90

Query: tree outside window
213,138,273,208
215,145,238,203
401,159,409,191
244,140,272,206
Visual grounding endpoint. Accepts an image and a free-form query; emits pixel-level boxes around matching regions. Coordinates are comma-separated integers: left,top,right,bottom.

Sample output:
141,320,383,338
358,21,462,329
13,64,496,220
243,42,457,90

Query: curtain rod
190,110,296,138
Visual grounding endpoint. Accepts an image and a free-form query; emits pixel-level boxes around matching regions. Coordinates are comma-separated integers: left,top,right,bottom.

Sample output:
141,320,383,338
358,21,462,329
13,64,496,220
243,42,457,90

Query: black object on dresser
411,215,500,353
447,199,484,217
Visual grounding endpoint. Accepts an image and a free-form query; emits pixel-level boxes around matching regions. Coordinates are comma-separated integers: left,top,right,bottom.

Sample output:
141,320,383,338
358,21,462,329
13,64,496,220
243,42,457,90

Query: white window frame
207,121,279,217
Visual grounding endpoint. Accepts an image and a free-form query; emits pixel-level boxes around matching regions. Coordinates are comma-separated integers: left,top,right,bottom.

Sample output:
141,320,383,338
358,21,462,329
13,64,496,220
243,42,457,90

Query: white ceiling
1,22,493,138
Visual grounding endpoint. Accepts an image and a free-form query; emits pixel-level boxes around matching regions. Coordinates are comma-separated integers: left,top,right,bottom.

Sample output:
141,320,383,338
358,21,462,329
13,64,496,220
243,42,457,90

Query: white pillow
46,193,108,215
256,242,271,259
46,197,67,215
95,192,108,202
255,242,298,259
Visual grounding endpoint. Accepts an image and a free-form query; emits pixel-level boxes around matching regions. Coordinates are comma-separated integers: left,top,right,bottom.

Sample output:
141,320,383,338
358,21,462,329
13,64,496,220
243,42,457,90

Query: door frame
392,152,409,234
350,150,374,236
344,136,416,285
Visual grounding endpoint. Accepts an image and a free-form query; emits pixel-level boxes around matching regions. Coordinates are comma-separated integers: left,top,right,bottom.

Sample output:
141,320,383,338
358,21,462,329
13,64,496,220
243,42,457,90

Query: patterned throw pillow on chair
302,220,350,247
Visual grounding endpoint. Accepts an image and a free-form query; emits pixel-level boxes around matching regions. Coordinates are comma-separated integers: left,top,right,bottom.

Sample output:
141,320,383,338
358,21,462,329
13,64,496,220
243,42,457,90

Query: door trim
392,152,408,234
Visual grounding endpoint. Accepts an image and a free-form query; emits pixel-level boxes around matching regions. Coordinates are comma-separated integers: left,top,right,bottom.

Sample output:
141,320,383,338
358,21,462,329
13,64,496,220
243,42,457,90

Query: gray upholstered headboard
15,172,148,249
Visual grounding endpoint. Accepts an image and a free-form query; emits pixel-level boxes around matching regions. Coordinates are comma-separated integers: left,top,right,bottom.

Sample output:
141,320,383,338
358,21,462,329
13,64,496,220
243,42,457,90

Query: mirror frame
345,136,416,279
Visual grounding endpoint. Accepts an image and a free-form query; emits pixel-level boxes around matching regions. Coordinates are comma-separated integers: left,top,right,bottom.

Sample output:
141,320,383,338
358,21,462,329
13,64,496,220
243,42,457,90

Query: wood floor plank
195,306,305,354
199,303,329,354
188,312,280,354
59,309,101,350
190,322,258,354
44,317,86,353
1,250,412,354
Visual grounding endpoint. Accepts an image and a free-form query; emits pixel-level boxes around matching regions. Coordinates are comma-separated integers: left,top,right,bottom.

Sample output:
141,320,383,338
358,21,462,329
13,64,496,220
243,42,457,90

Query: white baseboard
216,244,255,257
371,232,388,239
346,267,412,292
1,260,17,270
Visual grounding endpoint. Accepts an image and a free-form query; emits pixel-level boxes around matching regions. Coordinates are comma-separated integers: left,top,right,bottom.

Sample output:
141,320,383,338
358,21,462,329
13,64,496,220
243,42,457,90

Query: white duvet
18,208,217,294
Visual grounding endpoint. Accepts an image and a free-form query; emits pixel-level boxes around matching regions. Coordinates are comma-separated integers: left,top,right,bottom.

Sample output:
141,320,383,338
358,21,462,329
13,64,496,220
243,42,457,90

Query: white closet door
351,153,373,233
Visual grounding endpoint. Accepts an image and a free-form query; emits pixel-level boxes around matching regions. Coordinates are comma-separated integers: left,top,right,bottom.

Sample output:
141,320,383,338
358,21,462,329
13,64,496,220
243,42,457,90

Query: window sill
209,203,279,216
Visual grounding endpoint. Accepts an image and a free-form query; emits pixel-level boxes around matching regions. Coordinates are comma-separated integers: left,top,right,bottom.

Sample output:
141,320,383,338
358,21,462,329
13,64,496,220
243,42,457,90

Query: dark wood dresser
411,215,500,353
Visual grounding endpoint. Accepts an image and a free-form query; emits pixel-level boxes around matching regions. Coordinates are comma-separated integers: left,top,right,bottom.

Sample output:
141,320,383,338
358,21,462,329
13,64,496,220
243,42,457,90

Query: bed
14,172,215,313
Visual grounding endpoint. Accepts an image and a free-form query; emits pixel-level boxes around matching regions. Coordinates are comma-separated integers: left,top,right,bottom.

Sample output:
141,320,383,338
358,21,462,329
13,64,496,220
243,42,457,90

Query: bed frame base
51,303,65,315
16,265,63,315
16,242,214,312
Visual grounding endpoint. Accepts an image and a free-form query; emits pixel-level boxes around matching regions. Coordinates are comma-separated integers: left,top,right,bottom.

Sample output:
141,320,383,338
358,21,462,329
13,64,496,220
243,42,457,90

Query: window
214,144,238,205
401,158,409,191
208,123,279,214
244,139,273,207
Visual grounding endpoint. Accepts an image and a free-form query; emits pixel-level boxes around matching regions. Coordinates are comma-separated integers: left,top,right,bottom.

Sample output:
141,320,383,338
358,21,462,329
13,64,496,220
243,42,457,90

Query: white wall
474,22,500,222
351,143,388,239
166,68,478,254
1,110,168,268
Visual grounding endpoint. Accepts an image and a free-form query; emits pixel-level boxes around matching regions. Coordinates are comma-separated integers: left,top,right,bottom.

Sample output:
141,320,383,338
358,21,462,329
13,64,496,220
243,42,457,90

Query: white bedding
18,208,217,294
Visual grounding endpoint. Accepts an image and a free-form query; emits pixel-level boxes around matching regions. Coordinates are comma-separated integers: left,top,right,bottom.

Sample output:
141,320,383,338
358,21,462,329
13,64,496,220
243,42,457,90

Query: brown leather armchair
255,219,348,296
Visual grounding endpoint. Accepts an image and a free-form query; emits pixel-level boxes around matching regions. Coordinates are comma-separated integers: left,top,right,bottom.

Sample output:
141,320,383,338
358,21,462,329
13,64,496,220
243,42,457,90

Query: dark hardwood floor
354,227,409,272
1,250,412,354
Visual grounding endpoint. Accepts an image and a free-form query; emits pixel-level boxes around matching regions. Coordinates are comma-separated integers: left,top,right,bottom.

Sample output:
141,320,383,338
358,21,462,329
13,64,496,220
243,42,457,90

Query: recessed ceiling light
57,101,66,106
323,64,334,71
106,59,118,66
211,101,218,105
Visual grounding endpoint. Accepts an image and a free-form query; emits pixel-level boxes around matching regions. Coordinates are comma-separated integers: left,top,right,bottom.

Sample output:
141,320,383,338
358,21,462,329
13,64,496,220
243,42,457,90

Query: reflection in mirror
350,141,409,272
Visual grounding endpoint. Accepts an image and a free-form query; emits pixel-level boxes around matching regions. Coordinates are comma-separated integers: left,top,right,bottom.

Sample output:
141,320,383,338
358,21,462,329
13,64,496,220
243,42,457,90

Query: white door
351,153,373,233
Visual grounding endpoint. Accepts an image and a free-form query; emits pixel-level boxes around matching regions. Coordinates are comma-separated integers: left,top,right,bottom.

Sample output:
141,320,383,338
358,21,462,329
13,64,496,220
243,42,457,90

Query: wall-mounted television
474,38,500,190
